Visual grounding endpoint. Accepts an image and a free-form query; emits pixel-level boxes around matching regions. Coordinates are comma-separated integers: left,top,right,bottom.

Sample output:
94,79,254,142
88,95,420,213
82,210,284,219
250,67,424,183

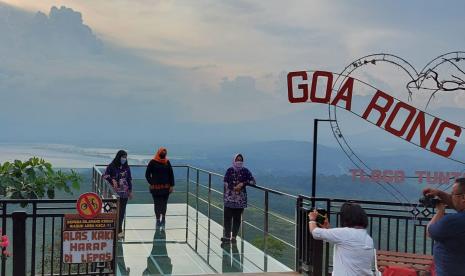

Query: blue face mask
120,158,127,164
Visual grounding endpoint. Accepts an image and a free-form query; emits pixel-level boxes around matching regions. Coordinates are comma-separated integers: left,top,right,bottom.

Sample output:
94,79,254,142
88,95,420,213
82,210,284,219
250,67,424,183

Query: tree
0,157,81,204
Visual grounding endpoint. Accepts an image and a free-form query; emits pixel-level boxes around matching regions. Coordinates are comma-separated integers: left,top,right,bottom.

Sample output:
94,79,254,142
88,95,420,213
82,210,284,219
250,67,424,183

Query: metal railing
93,164,299,270
0,169,119,276
296,195,436,275
184,165,298,270
92,164,438,276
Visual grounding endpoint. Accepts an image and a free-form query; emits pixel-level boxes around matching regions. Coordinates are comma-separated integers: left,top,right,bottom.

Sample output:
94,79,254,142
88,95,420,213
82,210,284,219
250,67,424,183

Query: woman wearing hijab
103,150,133,238
145,147,175,228
222,153,256,244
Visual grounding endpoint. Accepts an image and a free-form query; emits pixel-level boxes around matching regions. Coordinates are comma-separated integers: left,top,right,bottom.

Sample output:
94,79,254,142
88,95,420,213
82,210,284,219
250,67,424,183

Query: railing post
296,196,302,273
324,199,331,275
309,217,323,276
207,173,212,261
195,169,199,250
12,211,27,276
263,191,269,271
1,203,6,276
92,167,96,192
185,166,190,243
31,204,37,275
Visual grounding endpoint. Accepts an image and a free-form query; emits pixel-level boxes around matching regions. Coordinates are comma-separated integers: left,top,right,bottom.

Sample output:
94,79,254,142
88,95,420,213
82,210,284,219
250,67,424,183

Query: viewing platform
0,164,437,275
116,204,293,275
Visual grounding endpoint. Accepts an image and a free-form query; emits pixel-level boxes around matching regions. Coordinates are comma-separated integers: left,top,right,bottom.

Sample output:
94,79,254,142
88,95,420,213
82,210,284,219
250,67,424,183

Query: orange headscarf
153,147,168,164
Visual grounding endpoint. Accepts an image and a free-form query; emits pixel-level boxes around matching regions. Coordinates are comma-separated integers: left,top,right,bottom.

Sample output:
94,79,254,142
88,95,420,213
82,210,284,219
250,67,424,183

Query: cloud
0,3,307,146
1,1,465,148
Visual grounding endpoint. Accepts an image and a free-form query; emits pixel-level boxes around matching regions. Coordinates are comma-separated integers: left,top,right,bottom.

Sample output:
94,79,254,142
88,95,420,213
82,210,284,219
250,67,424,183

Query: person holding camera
308,202,374,276
424,178,465,276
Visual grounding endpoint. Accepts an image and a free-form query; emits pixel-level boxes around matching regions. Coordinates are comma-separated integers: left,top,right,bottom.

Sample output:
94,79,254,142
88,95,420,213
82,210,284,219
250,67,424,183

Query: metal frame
296,195,435,275
93,164,299,271
90,164,437,276
0,168,119,276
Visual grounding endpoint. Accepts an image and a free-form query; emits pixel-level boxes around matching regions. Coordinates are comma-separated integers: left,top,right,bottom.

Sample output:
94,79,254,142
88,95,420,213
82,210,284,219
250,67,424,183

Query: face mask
159,153,166,159
120,158,127,164
234,161,243,168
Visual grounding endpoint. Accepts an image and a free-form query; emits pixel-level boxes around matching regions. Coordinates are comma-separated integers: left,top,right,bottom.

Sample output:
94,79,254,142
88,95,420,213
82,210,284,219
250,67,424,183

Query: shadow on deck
116,204,293,275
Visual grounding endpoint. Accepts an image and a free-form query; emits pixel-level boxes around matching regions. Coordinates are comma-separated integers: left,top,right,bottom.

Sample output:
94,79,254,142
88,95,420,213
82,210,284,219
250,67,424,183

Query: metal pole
12,212,27,276
195,169,199,251
264,191,269,271
312,119,318,202
312,119,336,206
185,166,190,243
207,173,212,262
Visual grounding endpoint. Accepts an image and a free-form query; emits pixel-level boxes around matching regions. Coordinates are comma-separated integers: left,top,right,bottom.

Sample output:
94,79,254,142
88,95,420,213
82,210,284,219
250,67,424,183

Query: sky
1,0,465,149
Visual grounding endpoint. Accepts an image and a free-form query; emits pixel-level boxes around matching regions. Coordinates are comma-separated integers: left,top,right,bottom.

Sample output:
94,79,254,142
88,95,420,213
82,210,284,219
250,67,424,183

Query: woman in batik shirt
222,153,255,244
103,150,133,238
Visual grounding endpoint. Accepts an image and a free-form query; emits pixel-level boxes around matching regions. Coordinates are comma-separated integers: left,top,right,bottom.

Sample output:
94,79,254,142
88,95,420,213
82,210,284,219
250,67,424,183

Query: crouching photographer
308,202,375,276
424,178,465,276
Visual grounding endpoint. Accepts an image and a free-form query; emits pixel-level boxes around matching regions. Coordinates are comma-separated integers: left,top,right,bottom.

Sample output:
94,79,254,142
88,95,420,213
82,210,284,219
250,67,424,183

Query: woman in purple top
103,150,133,238
222,154,256,243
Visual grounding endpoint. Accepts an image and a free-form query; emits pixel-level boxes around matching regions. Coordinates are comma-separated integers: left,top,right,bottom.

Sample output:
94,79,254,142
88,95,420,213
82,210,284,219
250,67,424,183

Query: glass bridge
116,204,293,275
93,165,297,276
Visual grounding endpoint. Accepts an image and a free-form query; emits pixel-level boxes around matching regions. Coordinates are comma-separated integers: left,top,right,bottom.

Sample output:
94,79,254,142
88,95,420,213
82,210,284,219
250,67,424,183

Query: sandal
221,237,231,243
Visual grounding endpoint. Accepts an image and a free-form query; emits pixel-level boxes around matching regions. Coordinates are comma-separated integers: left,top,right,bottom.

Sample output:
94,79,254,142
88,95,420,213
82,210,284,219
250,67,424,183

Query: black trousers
118,197,129,233
151,193,170,220
223,207,243,238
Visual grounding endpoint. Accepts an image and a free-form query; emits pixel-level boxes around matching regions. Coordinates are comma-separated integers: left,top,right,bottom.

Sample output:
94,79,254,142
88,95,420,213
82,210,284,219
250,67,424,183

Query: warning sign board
62,213,116,264
76,192,102,219
62,229,114,263
64,213,116,231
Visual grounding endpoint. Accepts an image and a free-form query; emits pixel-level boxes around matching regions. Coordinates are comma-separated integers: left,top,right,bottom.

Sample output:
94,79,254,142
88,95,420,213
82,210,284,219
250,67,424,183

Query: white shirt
312,227,374,276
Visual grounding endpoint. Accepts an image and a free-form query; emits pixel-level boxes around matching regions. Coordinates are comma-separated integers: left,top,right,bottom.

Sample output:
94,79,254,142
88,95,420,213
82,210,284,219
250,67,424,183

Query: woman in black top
145,147,175,229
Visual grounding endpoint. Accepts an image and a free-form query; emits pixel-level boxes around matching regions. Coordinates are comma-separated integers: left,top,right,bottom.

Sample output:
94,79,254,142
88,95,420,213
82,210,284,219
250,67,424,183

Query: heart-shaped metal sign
329,52,465,202
287,52,465,204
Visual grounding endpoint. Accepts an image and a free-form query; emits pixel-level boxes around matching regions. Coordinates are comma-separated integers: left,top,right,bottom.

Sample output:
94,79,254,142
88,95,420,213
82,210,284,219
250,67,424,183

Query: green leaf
71,180,80,190
47,188,55,199
10,191,22,199
14,160,22,168
0,157,82,202
28,191,38,199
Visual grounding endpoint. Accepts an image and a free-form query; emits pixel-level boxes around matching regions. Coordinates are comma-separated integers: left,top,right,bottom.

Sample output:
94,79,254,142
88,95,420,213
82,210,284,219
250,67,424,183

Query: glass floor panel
116,204,293,275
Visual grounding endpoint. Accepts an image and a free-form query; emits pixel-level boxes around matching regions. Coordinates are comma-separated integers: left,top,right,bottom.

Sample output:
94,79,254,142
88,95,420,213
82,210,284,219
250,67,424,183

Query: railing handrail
94,163,298,270
92,165,120,200
0,199,115,203
298,194,422,207
94,164,298,199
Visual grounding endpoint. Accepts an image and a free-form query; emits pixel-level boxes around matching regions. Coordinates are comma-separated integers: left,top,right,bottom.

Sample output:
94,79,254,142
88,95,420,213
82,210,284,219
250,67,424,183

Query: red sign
287,70,464,161
76,193,102,219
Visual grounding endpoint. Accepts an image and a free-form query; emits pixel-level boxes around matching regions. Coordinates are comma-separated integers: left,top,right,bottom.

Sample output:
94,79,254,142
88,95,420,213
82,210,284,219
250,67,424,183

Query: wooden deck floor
199,273,300,276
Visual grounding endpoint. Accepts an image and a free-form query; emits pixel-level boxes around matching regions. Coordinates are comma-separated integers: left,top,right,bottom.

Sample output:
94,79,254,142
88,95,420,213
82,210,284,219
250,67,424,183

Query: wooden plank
376,250,434,273
377,250,433,260
377,255,433,265
199,273,299,276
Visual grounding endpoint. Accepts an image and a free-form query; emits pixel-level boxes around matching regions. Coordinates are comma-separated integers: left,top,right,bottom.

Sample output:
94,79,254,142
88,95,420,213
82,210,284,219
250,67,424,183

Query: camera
312,208,328,226
419,195,441,208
